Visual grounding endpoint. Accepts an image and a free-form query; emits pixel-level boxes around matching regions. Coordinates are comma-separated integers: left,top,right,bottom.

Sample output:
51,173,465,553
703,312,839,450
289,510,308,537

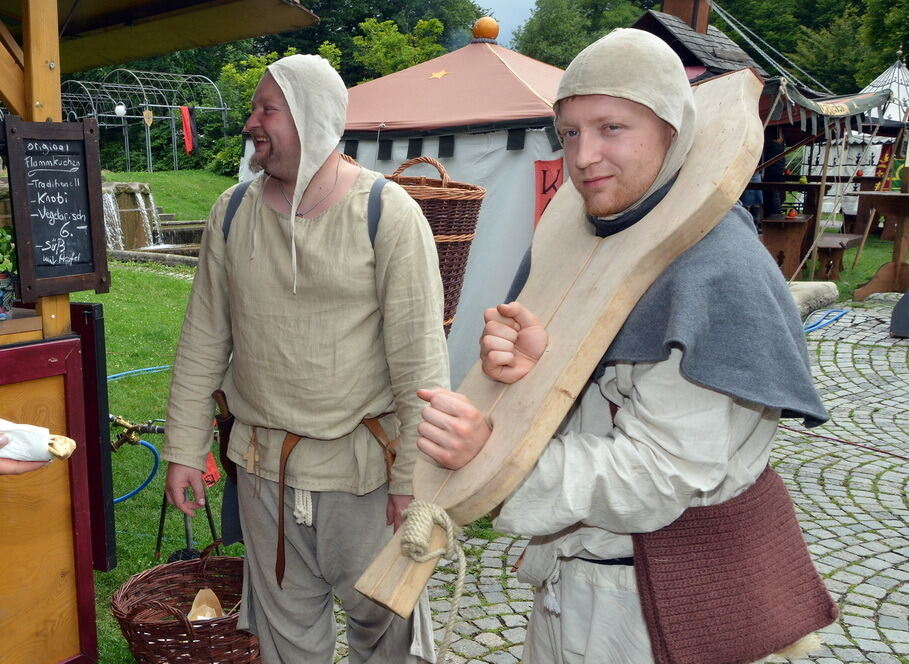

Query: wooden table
747,181,825,260
854,192,909,300
806,176,883,235
760,213,811,279
746,181,824,223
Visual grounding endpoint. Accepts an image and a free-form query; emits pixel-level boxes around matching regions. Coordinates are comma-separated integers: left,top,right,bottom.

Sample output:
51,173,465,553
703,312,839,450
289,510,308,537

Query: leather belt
273,417,399,587
275,431,303,588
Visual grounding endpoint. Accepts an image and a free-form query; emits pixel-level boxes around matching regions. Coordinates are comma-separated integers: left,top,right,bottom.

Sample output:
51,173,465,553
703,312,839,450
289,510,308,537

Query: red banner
534,158,564,228
875,142,893,189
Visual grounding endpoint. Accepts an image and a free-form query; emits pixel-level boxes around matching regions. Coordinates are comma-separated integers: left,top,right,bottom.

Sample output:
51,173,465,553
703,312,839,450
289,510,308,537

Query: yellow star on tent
429,69,449,79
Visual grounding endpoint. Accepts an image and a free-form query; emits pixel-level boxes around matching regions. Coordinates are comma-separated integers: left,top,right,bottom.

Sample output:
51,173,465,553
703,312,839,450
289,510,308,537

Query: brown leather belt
274,417,399,587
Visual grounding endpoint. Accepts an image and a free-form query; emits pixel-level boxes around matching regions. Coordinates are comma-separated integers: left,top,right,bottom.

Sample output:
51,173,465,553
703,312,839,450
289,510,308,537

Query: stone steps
158,220,205,245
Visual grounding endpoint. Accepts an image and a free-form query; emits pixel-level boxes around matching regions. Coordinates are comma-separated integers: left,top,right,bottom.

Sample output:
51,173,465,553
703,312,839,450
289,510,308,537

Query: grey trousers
236,468,419,664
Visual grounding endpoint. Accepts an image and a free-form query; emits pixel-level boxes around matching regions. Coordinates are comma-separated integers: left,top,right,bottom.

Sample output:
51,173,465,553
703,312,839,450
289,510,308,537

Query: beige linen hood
254,54,348,292
555,28,696,220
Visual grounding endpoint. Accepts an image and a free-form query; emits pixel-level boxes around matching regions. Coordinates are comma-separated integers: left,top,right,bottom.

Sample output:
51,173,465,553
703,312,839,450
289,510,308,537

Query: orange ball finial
473,16,499,40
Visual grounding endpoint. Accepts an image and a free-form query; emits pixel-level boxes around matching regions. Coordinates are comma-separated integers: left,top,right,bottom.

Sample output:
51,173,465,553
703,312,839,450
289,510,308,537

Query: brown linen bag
632,466,838,664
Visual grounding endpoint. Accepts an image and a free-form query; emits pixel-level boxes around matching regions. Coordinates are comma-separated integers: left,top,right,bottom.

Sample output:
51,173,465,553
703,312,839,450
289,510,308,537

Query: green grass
74,261,243,664
102,169,236,221
831,238,892,301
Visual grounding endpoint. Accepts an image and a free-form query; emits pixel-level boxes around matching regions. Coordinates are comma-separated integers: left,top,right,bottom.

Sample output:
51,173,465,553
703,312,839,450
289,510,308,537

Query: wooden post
852,106,909,270
22,0,70,338
808,134,832,280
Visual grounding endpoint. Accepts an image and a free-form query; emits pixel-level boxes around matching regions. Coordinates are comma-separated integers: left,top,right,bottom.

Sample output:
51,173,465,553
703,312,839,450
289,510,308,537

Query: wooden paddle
356,68,765,618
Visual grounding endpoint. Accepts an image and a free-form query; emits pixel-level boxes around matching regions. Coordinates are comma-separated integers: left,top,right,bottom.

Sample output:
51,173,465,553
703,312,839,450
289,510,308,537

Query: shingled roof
632,10,768,78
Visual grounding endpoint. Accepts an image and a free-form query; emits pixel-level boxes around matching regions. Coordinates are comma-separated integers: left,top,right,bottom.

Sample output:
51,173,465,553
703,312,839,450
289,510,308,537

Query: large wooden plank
356,69,765,617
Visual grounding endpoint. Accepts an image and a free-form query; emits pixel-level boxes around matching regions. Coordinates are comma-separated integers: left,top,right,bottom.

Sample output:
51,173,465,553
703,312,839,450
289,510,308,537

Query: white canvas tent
342,33,564,386
803,59,908,215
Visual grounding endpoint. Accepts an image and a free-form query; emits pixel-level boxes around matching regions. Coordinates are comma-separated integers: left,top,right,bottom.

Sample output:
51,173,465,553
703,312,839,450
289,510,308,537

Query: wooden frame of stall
0,4,98,662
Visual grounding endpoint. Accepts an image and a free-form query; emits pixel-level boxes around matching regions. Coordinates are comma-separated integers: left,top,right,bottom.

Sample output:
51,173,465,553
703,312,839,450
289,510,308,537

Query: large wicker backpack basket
386,157,485,335
111,544,259,663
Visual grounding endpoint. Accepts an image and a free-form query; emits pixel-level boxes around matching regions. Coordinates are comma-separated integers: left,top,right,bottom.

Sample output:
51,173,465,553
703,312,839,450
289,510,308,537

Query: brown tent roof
345,40,564,136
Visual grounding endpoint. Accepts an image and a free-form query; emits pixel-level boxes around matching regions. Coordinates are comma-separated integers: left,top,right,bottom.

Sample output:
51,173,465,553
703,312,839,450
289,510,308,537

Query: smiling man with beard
162,54,448,664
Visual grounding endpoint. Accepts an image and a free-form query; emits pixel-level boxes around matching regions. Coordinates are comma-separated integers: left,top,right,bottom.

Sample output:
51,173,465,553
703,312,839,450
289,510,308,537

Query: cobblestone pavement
337,293,908,664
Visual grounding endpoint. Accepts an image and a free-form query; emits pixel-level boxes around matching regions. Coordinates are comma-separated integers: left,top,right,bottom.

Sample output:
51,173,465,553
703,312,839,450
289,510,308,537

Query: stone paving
337,293,908,664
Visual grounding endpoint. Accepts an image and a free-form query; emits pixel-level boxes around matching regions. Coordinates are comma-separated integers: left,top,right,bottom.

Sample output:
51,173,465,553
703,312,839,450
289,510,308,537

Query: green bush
0,226,16,273
206,134,245,177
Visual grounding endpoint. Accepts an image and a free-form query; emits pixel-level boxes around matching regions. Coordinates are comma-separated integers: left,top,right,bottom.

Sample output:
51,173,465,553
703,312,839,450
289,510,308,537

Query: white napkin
0,417,52,461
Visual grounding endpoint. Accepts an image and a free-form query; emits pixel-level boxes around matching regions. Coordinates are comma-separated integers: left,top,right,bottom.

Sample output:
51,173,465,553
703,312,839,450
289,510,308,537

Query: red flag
180,106,199,154
202,451,221,487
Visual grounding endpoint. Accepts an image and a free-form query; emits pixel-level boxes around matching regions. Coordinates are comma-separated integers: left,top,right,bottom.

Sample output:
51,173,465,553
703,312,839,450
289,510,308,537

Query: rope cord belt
401,500,467,662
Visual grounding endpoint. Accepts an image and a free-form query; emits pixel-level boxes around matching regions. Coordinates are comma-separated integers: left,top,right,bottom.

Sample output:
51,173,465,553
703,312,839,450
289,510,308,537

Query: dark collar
586,176,678,238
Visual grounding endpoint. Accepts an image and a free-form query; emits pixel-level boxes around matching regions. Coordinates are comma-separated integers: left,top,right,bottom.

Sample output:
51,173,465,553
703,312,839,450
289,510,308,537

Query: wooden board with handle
356,68,765,618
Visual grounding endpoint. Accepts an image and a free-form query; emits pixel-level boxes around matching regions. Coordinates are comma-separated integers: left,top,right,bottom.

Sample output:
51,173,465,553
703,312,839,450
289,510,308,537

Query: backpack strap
222,176,386,246
368,176,388,248
222,178,254,242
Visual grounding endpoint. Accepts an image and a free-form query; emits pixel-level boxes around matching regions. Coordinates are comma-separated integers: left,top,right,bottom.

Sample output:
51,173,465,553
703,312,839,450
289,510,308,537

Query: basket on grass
387,156,485,335
111,542,259,663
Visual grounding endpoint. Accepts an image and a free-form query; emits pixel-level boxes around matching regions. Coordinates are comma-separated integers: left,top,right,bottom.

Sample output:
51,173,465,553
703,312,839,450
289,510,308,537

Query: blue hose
113,439,160,504
804,309,849,333
107,365,171,381
108,365,170,503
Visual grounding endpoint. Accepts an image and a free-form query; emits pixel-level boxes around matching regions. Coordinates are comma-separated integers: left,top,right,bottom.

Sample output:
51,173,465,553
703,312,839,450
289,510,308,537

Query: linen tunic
495,347,778,589
163,169,449,495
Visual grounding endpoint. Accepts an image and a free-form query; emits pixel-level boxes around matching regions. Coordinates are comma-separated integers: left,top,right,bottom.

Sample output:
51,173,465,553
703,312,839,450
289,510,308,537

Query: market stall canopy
345,40,563,137
0,0,318,74
761,77,894,137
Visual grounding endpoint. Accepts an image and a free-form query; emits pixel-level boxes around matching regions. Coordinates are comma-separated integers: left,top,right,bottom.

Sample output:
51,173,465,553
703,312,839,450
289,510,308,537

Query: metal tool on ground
154,485,221,561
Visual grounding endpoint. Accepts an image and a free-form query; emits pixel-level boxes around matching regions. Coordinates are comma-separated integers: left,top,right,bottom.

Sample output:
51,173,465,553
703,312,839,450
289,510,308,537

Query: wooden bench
815,233,862,281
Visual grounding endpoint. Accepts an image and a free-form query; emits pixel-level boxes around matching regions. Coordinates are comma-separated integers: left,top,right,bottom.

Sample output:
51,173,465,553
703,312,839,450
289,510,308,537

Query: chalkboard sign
3,116,109,301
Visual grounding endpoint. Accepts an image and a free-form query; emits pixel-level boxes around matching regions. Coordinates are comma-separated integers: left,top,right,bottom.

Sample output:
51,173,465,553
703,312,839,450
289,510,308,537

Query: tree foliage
857,0,909,85
351,18,447,81
254,0,485,85
513,0,909,94
512,0,593,68
789,7,866,94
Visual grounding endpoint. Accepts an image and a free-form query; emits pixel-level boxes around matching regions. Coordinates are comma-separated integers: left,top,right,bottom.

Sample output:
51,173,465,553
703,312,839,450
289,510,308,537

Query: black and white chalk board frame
4,116,110,302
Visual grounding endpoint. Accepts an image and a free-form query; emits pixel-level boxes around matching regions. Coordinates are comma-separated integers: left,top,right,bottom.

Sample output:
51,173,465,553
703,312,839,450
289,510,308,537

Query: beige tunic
163,169,450,495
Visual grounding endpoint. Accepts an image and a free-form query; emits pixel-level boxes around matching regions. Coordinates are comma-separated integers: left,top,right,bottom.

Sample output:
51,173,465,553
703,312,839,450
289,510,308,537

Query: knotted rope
292,488,313,527
401,500,466,662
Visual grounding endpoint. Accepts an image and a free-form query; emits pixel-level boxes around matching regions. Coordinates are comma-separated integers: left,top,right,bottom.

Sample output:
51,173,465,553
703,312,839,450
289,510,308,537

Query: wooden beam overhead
0,19,23,68
53,0,319,73
0,40,24,114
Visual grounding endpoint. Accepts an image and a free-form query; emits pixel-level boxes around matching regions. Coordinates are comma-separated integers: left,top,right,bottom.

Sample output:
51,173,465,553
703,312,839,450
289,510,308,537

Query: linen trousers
236,468,422,664
523,558,654,664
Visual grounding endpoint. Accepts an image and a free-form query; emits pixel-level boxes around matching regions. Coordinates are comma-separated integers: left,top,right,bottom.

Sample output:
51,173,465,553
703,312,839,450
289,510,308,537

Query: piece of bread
48,435,76,460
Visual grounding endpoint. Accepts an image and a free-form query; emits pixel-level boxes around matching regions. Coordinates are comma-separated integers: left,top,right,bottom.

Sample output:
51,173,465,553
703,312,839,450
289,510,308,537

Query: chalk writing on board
23,139,93,277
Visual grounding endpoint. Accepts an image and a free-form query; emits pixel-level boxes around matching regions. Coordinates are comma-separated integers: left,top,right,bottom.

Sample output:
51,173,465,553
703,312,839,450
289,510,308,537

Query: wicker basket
387,157,485,335
111,543,259,663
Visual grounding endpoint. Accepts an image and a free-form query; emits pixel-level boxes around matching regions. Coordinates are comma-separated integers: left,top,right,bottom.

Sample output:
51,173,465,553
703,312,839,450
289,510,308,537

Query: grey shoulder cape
508,205,829,428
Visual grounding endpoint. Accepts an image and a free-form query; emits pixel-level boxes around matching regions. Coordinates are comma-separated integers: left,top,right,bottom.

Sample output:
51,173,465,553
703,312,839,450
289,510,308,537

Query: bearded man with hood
415,29,836,663
162,54,448,663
